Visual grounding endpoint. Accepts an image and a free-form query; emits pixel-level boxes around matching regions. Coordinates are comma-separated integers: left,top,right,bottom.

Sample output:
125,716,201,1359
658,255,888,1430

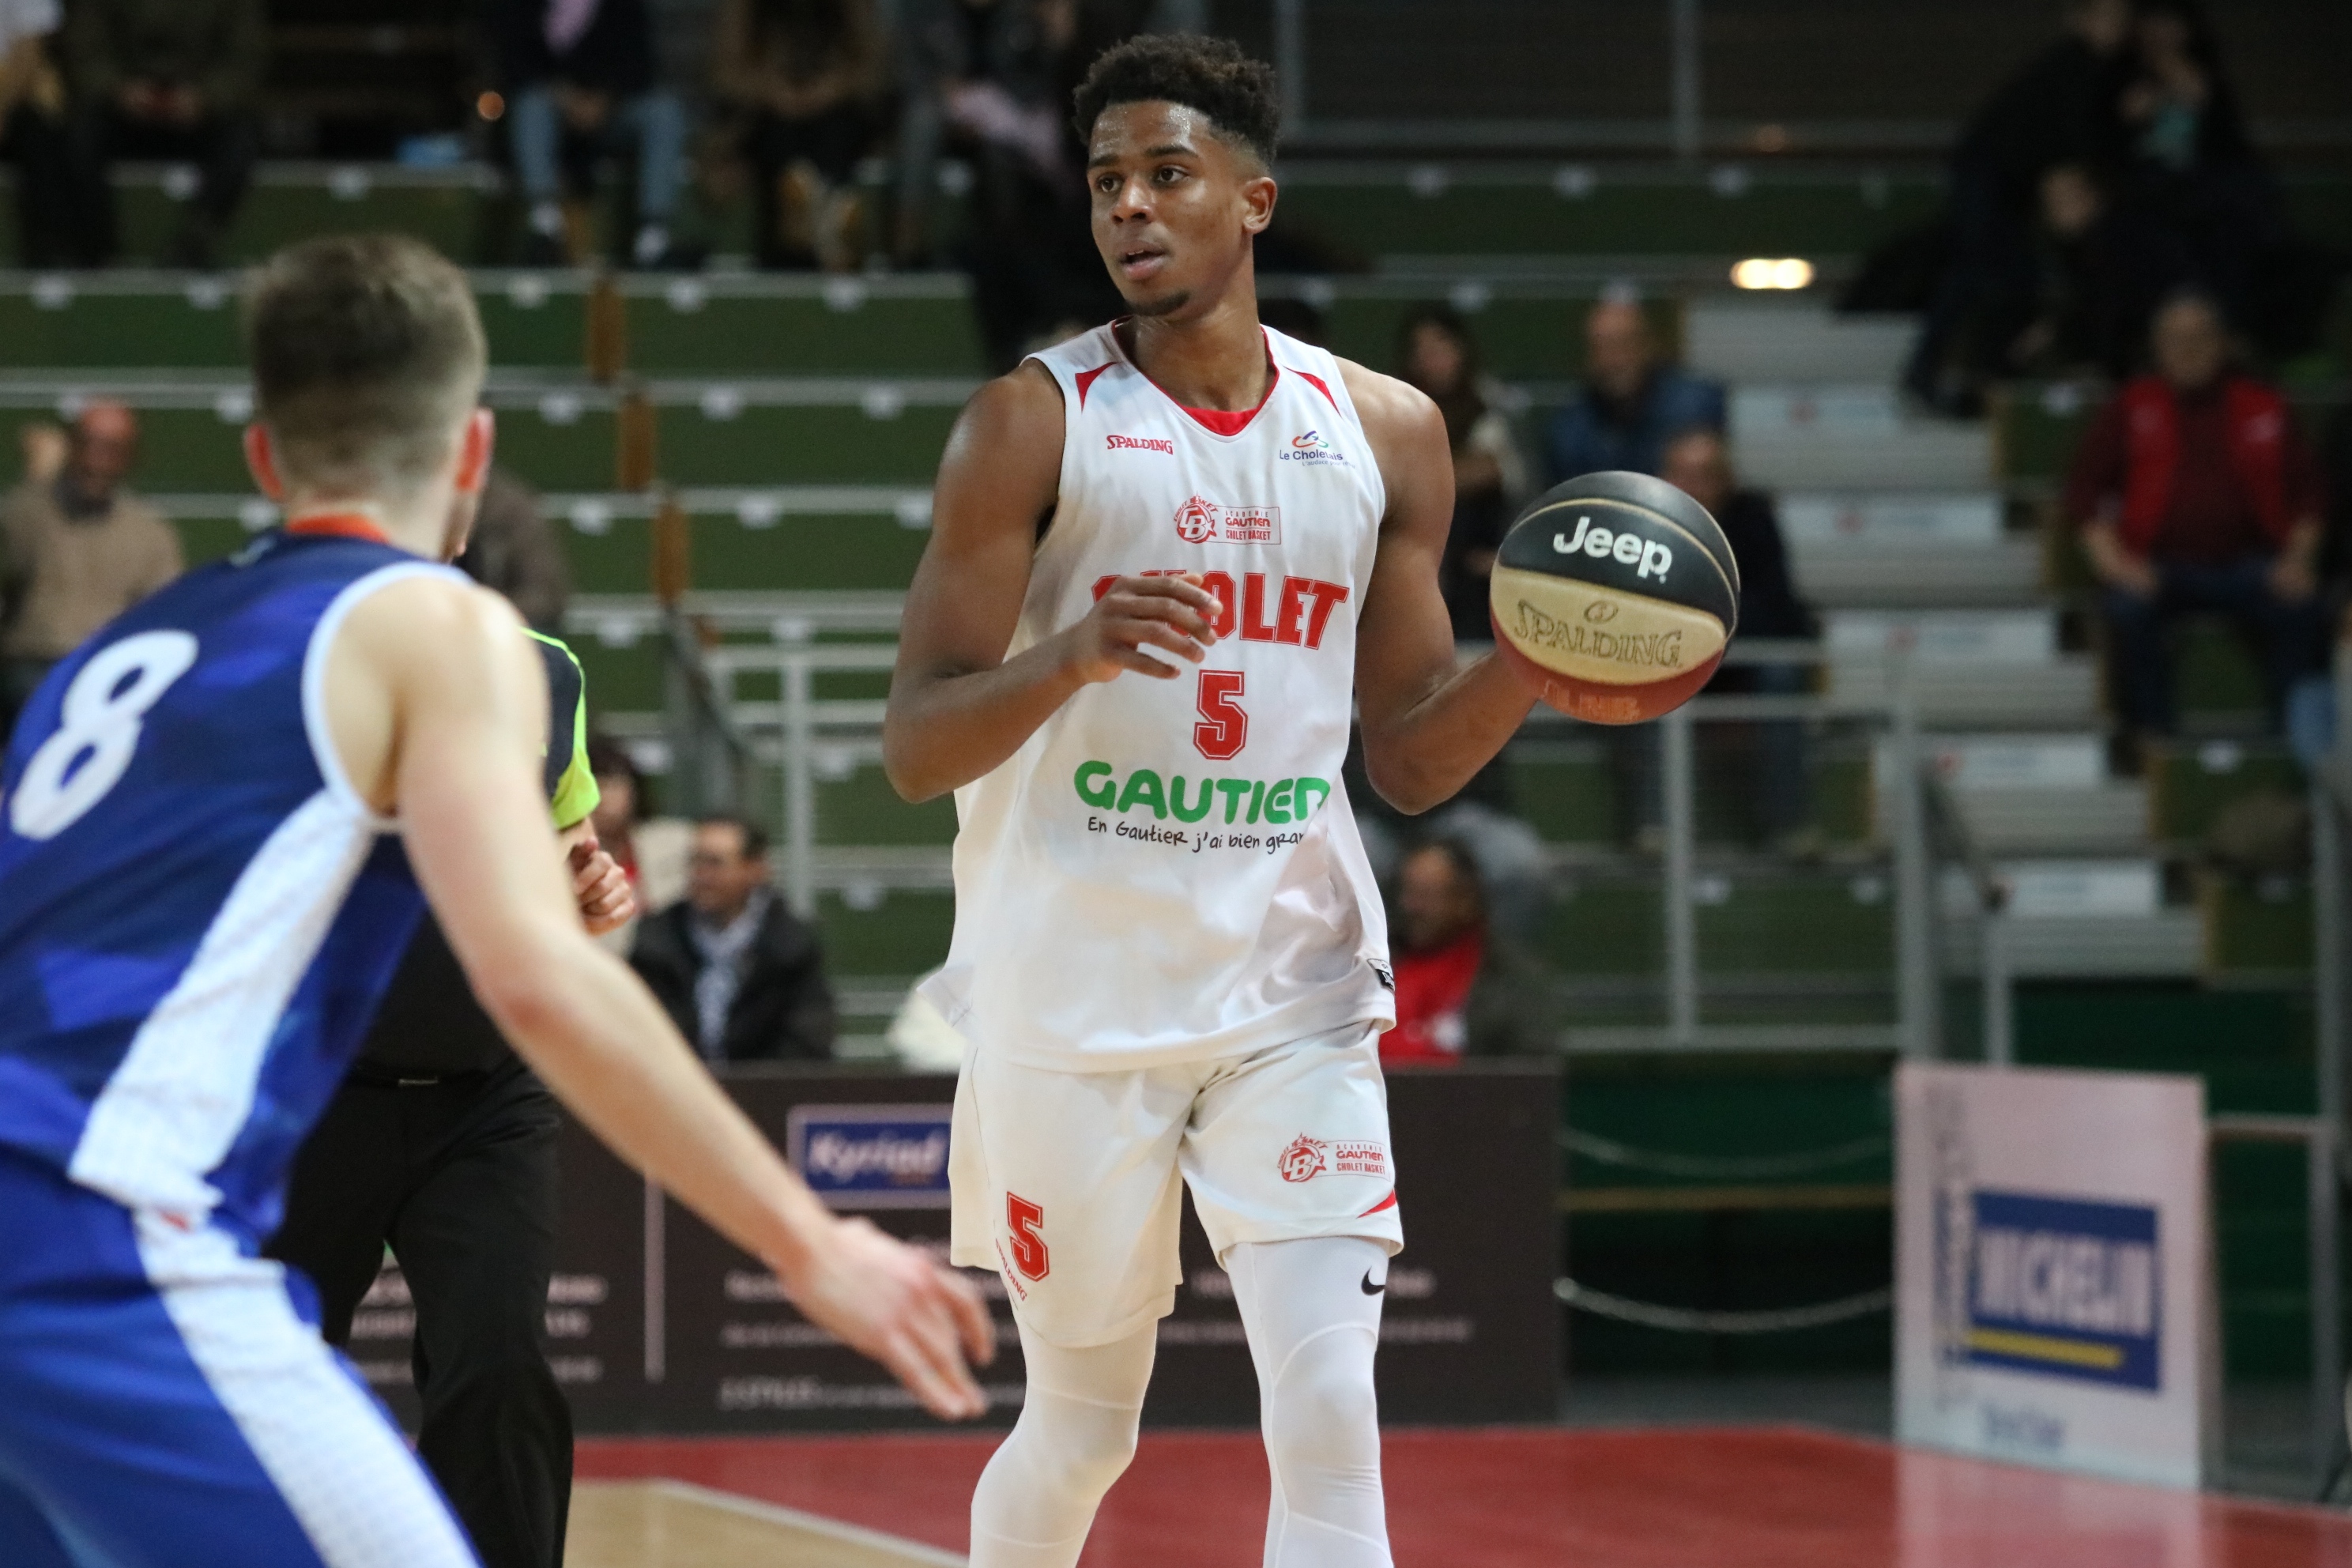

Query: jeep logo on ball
1555,514,1673,582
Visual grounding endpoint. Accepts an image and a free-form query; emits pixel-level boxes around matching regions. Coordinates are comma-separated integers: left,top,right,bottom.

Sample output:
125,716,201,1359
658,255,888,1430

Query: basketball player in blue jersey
0,234,991,1567
885,36,1538,1568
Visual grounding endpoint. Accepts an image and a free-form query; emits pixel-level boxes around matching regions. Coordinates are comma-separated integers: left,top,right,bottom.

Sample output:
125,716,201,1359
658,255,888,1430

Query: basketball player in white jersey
884,36,1539,1568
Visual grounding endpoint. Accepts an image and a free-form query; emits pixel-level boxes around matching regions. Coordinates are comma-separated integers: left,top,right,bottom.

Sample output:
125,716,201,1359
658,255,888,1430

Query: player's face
1087,101,1275,318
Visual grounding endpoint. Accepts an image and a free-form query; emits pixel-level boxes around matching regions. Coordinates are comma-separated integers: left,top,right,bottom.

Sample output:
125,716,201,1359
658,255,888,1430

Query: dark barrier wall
349,1061,1559,1433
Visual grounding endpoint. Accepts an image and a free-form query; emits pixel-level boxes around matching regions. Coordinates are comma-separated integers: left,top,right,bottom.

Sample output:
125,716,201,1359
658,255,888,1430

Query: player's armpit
883,364,1077,802
1338,361,1536,814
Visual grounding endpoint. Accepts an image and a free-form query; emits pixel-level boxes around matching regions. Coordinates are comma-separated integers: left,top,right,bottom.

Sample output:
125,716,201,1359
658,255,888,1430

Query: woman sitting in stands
713,0,884,271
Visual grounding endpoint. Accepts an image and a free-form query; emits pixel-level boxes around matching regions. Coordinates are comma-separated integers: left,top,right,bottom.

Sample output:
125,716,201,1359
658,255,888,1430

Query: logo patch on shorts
1277,1134,1389,1183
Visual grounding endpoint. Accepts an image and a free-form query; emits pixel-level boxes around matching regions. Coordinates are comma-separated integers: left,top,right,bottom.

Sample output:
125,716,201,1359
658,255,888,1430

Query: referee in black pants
268,631,627,1568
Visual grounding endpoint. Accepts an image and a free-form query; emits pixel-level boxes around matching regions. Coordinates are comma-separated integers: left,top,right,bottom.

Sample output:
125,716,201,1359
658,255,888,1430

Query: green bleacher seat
1273,166,1942,258
815,769,956,846
0,165,492,268
0,272,591,371
2198,873,2310,979
2147,741,2305,846
815,887,954,978
622,276,985,375
652,396,962,485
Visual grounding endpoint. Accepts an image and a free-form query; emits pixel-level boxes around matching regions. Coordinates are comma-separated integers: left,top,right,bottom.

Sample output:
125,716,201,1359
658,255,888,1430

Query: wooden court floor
571,1426,2352,1567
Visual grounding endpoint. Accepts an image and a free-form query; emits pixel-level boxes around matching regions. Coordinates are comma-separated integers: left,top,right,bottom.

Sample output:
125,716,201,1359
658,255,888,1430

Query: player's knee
1265,1328,1380,1475
1024,1393,1140,1497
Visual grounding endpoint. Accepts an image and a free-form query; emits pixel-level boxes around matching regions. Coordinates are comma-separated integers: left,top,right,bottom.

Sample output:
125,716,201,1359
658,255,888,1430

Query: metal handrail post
782,654,816,918
2311,1121,2343,1493
1889,652,1936,1058
1981,914,2011,1066
1668,0,1702,164
1661,703,1698,1046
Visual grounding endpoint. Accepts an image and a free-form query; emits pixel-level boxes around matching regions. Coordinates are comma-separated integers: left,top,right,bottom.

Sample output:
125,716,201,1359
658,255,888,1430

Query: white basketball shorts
949,1023,1404,1348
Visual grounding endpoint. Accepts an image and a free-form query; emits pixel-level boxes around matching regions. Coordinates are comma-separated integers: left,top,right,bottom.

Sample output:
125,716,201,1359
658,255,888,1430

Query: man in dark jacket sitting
631,815,836,1062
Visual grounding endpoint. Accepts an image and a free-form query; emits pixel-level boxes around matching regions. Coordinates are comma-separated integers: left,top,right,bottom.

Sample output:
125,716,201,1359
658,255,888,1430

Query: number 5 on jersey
1193,670,1246,762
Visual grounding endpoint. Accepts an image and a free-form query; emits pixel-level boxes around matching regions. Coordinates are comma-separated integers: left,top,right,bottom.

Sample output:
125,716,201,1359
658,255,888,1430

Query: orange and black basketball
1488,470,1740,725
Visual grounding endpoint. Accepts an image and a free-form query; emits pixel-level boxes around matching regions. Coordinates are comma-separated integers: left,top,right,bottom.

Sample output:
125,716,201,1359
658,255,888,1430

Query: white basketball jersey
920,322,1396,1071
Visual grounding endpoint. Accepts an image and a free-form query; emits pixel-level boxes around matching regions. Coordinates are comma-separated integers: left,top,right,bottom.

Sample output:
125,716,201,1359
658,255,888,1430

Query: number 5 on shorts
1006,1193,1050,1280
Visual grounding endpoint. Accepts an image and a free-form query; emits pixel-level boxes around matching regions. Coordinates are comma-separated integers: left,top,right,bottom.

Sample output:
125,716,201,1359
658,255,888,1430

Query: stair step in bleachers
1788,537,2039,609
1822,609,2056,663
1995,859,2162,919
1939,911,2203,978
1925,733,2106,790
1780,493,2001,544
1685,302,1912,386
1951,784,2151,858
1735,420,1992,492
1829,660,2097,729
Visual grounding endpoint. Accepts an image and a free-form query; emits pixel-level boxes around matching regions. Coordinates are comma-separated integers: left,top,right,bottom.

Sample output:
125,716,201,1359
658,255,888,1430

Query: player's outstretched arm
1344,362,1538,814
327,576,993,1419
883,362,1223,802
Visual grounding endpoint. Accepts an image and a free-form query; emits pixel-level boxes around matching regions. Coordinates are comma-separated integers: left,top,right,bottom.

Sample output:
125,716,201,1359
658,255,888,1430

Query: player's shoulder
339,568,528,680
1329,356,1448,454
939,357,1068,492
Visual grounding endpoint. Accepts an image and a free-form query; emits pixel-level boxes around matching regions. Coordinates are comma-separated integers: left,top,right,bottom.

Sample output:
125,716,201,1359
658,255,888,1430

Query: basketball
1487,470,1741,726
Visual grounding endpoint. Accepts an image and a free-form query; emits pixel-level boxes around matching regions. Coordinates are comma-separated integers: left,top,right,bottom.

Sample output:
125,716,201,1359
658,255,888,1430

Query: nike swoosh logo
1360,1270,1386,1296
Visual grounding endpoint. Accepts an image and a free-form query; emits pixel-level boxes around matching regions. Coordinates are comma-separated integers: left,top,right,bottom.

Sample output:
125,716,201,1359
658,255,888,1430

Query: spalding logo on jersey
1174,495,1281,545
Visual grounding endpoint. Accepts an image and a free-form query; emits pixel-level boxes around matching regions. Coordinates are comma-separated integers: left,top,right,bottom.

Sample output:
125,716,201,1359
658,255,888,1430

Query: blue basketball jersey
0,531,462,1247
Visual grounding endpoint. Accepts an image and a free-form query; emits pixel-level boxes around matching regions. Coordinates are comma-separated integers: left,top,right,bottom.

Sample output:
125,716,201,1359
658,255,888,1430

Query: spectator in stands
493,0,695,270
0,401,181,737
712,0,883,271
16,419,65,484
1663,428,1817,851
0,0,75,268
586,735,693,952
1381,840,1557,1065
2110,0,2284,339
1396,303,1530,641
1544,294,1725,485
1990,161,2176,384
630,814,837,1061
458,466,572,632
59,0,263,268
2068,292,2328,752
895,0,1121,366
1903,0,2134,413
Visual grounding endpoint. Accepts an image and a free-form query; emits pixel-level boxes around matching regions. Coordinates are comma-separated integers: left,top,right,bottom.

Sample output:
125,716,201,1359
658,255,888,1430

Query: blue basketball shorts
0,1148,480,1567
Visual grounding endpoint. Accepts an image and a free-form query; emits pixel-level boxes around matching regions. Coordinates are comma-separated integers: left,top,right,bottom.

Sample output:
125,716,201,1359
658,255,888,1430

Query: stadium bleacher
1,143,2343,1386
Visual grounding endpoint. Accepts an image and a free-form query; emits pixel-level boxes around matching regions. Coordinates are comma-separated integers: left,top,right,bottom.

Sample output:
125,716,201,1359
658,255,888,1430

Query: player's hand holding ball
1062,572,1221,683
781,1217,997,1420
1489,469,1741,725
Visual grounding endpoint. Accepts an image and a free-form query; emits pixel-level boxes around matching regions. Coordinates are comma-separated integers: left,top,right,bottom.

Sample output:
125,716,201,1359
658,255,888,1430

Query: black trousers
267,1058,572,1568
62,106,257,266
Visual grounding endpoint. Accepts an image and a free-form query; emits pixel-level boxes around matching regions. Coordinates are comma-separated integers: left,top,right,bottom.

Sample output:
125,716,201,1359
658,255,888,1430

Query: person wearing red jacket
2067,292,2327,748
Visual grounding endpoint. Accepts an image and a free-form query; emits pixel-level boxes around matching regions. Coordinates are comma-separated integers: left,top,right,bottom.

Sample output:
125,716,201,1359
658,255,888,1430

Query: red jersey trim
285,513,392,545
1296,369,1338,410
1361,1191,1398,1217
1074,362,1115,409
1112,320,1283,438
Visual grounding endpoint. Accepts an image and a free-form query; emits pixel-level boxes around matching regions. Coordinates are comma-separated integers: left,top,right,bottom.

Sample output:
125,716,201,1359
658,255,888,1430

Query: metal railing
1566,636,1935,1056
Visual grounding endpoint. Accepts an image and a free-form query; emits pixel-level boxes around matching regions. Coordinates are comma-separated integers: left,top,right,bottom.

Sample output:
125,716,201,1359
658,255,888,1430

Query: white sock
969,1320,1156,1568
1229,1238,1393,1568
633,223,669,265
529,200,564,237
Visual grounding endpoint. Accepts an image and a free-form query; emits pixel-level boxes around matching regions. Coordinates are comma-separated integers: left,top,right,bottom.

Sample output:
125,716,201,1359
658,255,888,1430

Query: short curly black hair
1071,34,1280,165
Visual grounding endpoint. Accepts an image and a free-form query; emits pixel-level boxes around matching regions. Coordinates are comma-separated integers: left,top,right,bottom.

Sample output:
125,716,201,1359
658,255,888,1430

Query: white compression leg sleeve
968,1319,1157,1568
1227,1237,1392,1568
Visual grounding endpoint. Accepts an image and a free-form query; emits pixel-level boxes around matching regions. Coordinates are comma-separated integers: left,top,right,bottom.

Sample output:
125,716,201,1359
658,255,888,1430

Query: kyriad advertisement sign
1895,1063,2214,1490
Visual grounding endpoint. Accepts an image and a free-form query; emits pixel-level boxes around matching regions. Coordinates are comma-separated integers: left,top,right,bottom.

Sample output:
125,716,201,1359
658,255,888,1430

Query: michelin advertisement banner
1896,1063,2214,1489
